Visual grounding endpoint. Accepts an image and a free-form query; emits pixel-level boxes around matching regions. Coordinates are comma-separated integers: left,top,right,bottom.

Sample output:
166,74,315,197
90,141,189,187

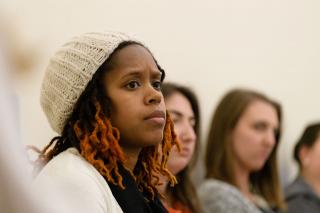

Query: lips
144,110,166,125
179,148,191,157
145,110,165,119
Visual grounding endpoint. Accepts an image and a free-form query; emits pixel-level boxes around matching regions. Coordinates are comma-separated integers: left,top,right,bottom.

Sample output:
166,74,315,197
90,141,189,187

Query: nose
180,122,197,144
264,130,276,148
144,84,163,105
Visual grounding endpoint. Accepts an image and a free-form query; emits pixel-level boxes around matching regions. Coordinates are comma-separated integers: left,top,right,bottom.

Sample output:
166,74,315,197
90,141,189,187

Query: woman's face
103,44,166,154
165,92,197,175
231,100,279,173
301,135,320,178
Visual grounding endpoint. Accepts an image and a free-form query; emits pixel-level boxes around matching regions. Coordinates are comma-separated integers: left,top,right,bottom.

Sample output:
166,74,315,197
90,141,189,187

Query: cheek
169,145,180,156
111,95,136,116
235,128,262,150
110,101,136,129
189,141,196,155
232,139,247,160
232,130,259,162
167,148,188,174
309,150,320,168
306,140,320,167
232,128,251,151
174,125,183,139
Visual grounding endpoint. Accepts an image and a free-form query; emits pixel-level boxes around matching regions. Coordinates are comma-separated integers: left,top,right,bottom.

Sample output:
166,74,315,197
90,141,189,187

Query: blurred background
1,0,319,187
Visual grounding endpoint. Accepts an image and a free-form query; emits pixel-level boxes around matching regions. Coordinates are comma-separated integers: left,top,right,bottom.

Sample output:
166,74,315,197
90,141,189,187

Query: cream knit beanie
40,31,135,134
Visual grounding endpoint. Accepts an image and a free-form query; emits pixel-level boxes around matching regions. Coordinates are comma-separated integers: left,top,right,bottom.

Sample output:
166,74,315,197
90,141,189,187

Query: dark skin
103,44,166,171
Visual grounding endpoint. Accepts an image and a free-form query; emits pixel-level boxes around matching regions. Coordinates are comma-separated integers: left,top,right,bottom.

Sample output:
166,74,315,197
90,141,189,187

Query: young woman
199,88,286,213
285,122,320,213
33,31,179,213
157,83,202,213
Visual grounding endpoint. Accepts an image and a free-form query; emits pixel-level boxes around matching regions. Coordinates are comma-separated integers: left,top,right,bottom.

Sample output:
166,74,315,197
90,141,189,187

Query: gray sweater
198,179,274,213
285,176,320,213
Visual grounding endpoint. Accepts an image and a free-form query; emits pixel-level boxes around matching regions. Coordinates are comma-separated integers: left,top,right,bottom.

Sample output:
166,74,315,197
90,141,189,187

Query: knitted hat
40,31,136,134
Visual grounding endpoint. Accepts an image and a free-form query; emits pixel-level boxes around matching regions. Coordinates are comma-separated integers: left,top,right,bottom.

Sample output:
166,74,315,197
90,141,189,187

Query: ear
299,145,311,166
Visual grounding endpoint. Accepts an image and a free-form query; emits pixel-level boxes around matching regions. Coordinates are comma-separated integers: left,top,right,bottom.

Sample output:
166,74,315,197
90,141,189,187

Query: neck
233,163,252,199
301,170,320,197
121,146,141,171
157,175,173,207
157,176,169,195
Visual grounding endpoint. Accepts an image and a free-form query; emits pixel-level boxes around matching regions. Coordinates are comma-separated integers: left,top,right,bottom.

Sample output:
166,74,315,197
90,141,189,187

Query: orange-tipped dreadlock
30,40,178,200
134,112,180,199
31,100,180,199
73,100,126,188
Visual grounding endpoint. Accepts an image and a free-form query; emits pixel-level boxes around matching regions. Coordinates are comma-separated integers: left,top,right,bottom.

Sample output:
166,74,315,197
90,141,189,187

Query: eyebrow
151,70,162,79
168,110,183,117
255,120,279,130
120,71,141,80
168,110,195,120
120,69,162,80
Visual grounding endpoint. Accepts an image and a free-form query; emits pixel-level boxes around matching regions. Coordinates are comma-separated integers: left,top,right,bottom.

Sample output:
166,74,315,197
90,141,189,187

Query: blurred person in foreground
0,17,70,213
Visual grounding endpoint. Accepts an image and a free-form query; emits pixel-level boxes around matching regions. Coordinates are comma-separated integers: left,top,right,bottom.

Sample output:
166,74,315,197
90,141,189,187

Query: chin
168,159,188,173
142,135,164,147
250,163,266,172
168,165,185,175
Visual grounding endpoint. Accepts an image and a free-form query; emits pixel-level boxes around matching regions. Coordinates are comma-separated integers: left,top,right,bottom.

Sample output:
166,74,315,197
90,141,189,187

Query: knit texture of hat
40,31,135,134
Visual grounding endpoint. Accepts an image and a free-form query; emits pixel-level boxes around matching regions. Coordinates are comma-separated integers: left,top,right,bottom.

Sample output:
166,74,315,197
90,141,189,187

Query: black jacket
107,165,167,213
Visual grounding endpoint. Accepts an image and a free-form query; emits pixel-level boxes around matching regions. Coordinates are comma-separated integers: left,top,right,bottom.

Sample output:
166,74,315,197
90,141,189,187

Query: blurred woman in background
157,83,202,213
199,88,286,213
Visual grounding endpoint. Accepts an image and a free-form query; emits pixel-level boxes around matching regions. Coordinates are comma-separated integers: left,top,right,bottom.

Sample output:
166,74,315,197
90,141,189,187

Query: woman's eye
189,119,196,128
153,80,162,90
172,118,180,125
253,122,267,131
126,81,140,89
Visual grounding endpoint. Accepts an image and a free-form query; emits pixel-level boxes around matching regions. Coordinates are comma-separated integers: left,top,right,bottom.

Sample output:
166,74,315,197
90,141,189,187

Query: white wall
2,0,320,186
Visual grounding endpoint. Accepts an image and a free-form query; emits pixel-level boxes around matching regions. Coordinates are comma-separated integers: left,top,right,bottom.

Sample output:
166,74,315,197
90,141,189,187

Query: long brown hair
205,88,285,210
33,41,179,200
162,82,202,213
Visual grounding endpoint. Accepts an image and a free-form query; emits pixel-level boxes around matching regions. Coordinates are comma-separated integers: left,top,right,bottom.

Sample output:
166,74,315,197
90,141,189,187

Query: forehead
102,44,162,88
241,100,278,125
165,92,194,116
109,44,157,69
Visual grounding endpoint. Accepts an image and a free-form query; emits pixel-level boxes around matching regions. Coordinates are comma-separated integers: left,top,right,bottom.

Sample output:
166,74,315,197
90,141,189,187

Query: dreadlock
32,41,179,199
134,112,180,199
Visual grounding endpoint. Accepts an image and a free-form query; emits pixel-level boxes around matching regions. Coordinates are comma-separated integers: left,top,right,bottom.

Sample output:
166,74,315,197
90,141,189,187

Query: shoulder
35,148,102,188
198,179,241,198
286,196,320,213
285,178,320,213
285,177,320,200
34,148,123,213
285,176,313,199
198,179,261,213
